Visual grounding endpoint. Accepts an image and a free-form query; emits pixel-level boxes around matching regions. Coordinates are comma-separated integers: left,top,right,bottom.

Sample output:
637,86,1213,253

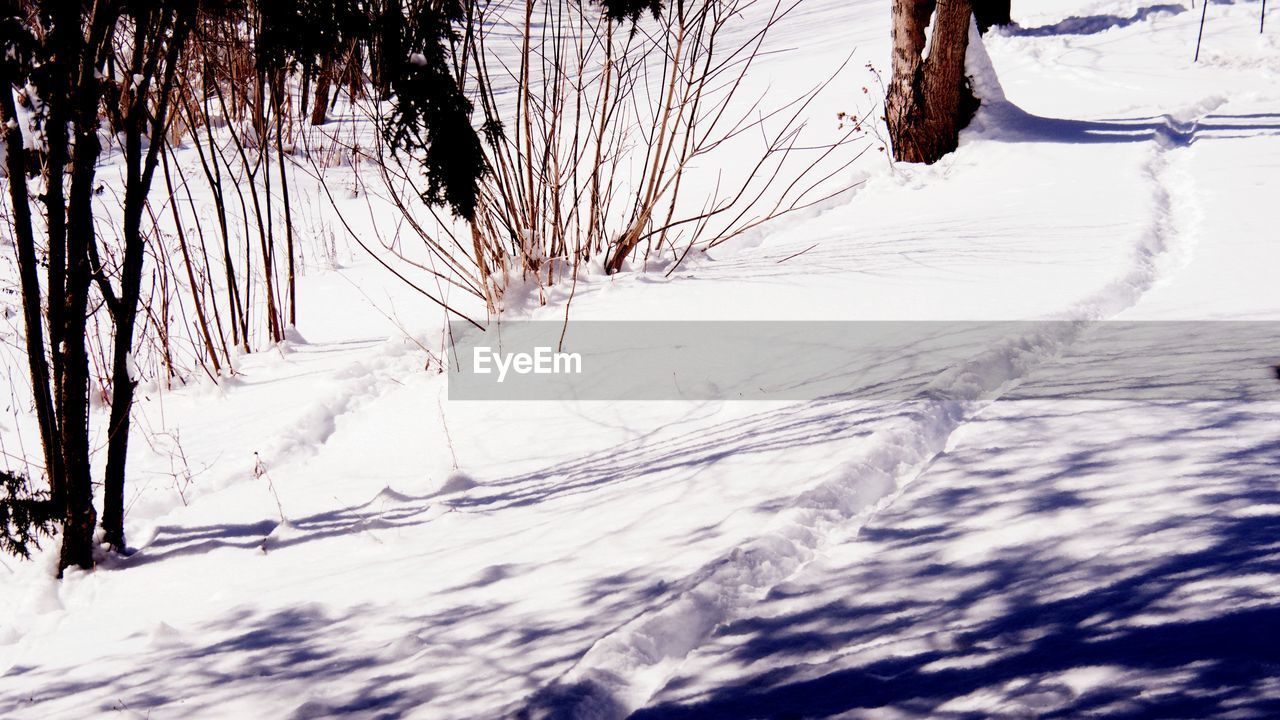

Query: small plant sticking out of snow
253,453,287,524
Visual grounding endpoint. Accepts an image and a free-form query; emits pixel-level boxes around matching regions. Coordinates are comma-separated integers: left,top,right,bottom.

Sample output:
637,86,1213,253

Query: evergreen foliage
597,0,663,23
256,0,484,220
380,1,485,221
0,471,55,560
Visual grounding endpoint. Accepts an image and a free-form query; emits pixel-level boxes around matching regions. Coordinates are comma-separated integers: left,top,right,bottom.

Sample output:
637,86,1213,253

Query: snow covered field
3,0,1279,718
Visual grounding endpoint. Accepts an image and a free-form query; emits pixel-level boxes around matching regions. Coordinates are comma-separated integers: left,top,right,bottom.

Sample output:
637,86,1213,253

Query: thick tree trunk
49,0,119,574
973,0,1012,33
43,73,71,517
30,4,101,574
886,0,978,164
59,114,101,574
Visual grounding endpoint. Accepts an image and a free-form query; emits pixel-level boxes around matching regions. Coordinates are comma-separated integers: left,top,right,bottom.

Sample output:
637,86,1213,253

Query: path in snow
521,93,1230,720
624,31,1280,720
2,2,1277,719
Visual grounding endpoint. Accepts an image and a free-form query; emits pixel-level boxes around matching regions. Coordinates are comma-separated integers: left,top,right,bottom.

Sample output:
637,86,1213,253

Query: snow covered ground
2,0,1279,718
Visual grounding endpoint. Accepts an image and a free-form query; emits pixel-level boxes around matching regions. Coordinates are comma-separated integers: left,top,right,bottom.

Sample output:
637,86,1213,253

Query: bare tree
368,0,865,312
2,0,492,573
99,4,197,553
1,0,121,573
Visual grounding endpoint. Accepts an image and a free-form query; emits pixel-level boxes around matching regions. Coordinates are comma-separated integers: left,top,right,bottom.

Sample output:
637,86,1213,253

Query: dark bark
344,41,364,103
12,0,123,574
42,41,71,517
59,81,102,574
57,0,128,572
373,0,403,100
311,55,333,125
272,76,297,327
299,65,312,123
886,0,978,164
102,7,193,552
973,0,1011,33
0,68,62,515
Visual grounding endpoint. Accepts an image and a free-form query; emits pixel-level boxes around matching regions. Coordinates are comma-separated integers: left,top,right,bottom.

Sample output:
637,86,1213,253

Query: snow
2,1,1279,718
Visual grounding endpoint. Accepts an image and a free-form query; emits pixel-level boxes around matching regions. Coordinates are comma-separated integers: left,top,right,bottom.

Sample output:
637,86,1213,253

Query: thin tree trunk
162,148,222,374
0,74,62,513
300,65,312,125
103,10,191,552
43,66,71,516
272,78,298,327
345,42,364,103
253,69,267,141
311,55,333,125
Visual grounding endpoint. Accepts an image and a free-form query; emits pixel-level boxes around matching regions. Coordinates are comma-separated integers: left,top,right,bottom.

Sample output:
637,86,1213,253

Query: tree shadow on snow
1002,4,1187,37
123,343,963,569
118,488,444,569
979,103,1280,147
632,396,1280,719
0,582,654,718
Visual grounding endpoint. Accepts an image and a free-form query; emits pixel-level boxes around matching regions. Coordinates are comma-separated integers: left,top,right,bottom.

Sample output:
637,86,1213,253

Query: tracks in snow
518,96,1220,719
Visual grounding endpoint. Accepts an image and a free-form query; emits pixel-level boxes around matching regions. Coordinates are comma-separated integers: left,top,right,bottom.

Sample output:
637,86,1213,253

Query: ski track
137,337,426,524
517,93,1222,720
265,346,418,464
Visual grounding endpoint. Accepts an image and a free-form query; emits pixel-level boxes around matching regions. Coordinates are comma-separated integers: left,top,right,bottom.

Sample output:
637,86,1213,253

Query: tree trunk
0,80,63,515
253,69,267,141
311,55,333,125
886,0,978,164
272,77,298,328
374,0,403,100
973,0,1011,33
344,41,364,103
300,65,312,124
39,1,115,574
103,8,193,554
43,0,123,574
59,104,102,574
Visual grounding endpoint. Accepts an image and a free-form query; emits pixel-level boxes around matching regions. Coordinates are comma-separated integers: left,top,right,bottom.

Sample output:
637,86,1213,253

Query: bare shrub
367,0,868,313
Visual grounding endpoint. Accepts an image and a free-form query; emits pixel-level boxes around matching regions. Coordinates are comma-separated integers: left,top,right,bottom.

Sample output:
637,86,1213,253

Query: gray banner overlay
446,321,1280,401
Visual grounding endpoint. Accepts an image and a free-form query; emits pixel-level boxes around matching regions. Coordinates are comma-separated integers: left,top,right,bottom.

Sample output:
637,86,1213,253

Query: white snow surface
3,1,1280,719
